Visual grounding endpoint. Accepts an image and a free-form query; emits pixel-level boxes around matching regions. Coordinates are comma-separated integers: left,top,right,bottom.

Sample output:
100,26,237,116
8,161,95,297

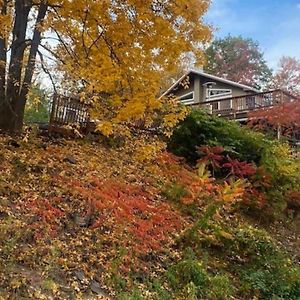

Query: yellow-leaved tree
0,0,211,135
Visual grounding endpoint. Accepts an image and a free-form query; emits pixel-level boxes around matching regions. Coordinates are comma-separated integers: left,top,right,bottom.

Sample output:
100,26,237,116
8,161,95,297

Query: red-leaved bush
157,152,216,205
23,197,65,240
285,190,300,215
223,157,257,178
197,146,224,171
242,188,267,210
61,177,183,254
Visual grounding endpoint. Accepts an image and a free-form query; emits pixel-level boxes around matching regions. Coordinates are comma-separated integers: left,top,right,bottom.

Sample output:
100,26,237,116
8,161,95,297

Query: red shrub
157,152,216,205
23,197,64,240
223,157,257,178
285,190,300,215
61,177,183,254
242,188,267,210
197,146,224,170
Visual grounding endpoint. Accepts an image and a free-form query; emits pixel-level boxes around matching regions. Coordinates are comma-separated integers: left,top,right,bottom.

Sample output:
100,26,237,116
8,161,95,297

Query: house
161,69,297,120
161,69,259,104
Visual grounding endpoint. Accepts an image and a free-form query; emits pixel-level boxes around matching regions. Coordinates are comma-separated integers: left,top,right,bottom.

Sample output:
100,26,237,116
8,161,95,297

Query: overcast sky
204,0,300,70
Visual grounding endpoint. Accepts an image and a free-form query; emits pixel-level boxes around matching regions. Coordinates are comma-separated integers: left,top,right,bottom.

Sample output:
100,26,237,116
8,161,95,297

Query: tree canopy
204,35,272,90
271,56,300,97
0,0,211,134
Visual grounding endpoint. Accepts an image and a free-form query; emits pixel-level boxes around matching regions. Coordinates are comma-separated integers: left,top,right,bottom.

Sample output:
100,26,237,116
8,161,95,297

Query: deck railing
49,94,90,128
49,90,299,131
189,89,299,119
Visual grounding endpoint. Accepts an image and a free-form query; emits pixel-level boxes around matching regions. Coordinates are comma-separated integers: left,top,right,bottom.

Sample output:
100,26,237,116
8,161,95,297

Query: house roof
160,69,260,98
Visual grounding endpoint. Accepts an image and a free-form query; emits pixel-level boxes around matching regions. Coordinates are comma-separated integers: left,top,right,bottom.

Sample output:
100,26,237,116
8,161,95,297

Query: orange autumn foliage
60,177,183,254
249,100,300,132
23,196,65,240
157,152,216,205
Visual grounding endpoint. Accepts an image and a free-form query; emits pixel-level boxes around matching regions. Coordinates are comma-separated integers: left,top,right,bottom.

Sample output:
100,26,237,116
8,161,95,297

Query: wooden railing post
232,98,236,118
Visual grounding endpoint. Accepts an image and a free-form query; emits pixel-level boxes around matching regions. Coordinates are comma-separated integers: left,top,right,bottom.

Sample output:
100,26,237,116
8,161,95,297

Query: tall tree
0,0,211,135
48,0,211,137
271,56,300,97
204,35,272,90
0,0,49,133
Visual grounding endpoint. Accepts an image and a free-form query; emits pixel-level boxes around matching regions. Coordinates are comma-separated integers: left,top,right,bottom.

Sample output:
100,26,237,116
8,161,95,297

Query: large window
206,88,232,100
178,92,194,105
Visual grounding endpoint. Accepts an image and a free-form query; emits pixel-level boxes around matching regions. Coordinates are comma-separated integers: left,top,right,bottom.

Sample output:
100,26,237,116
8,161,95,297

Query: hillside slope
0,133,299,300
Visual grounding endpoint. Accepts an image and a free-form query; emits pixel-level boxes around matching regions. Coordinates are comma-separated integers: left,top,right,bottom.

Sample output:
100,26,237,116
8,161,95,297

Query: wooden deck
48,90,299,135
49,94,91,133
188,89,299,120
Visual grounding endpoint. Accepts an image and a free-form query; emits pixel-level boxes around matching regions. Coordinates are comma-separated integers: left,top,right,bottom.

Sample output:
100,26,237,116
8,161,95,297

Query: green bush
176,223,300,299
168,110,300,219
167,252,209,297
120,224,300,299
24,84,50,124
240,267,300,300
163,182,187,203
260,143,300,191
227,226,300,299
257,143,300,218
168,110,268,164
117,289,144,300
209,274,233,299
166,249,234,299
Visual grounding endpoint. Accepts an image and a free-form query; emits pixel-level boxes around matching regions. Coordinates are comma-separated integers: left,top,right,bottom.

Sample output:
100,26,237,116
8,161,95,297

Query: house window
206,88,232,100
179,92,194,105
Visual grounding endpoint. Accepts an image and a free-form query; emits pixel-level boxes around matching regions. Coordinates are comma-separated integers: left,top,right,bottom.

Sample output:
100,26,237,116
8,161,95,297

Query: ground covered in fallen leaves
0,133,299,300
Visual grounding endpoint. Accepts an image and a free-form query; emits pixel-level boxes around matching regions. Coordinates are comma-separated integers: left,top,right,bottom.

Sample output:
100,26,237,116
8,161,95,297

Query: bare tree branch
38,49,57,93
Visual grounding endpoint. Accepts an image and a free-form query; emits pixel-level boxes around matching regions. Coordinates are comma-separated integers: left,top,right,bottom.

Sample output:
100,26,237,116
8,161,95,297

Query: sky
204,0,300,70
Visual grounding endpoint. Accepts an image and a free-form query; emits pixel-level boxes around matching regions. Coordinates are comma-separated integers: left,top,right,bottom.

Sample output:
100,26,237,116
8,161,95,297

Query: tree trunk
0,0,7,105
0,104,16,133
0,1,50,134
1,0,32,133
20,3,48,103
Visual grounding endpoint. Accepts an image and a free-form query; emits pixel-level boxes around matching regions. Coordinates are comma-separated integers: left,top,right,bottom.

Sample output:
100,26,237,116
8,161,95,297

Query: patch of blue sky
204,0,300,69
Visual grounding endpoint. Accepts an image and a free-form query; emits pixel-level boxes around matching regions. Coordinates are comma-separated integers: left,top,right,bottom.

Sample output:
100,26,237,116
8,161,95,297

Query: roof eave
160,69,260,98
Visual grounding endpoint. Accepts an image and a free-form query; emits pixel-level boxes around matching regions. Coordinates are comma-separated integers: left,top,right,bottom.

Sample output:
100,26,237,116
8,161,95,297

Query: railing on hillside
49,94,91,129
189,89,299,119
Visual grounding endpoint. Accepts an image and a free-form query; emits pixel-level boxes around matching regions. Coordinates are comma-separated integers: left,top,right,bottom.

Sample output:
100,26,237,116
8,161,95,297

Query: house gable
162,70,259,105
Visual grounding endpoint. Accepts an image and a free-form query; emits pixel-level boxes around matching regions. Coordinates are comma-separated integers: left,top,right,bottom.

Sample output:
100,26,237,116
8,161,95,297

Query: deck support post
277,124,282,140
